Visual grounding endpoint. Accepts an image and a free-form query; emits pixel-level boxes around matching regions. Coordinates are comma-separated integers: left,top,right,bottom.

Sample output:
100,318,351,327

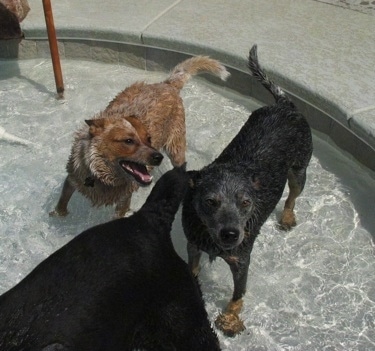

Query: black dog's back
0,166,221,351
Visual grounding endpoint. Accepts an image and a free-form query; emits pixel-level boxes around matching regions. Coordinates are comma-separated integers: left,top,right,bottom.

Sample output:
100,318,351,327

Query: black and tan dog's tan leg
215,253,250,336
187,242,202,277
280,167,307,230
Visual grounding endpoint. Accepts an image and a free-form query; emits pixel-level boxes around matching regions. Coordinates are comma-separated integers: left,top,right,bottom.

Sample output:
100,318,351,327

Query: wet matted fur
50,115,163,218
50,56,229,218
106,55,230,167
182,44,313,337
0,166,221,351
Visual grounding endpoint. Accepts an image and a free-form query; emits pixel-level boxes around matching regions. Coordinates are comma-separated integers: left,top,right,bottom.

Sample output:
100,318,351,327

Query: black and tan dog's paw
215,312,245,337
279,209,297,231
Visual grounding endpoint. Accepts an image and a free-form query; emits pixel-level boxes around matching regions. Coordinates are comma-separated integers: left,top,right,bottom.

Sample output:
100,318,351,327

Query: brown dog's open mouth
120,161,153,185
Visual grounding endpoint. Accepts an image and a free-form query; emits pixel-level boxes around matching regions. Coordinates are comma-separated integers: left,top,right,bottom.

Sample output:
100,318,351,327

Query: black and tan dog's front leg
187,242,202,277
215,253,250,337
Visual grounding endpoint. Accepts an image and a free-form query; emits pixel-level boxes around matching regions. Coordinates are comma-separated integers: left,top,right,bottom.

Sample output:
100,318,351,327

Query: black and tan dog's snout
220,227,240,246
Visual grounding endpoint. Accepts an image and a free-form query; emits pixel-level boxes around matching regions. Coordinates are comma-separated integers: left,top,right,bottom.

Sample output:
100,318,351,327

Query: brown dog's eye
124,139,134,145
147,136,152,144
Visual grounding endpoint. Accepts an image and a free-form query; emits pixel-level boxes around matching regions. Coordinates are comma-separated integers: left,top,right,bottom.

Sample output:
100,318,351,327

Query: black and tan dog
182,44,313,336
0,166,221,351
50,56,229,218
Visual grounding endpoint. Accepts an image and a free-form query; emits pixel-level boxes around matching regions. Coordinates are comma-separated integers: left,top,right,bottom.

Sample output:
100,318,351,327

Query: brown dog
50,56,229,218
106,55,230,166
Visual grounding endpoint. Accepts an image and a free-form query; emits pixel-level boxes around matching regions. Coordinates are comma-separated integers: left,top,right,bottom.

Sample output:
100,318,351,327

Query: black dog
0,166,221,351
182,44,313,337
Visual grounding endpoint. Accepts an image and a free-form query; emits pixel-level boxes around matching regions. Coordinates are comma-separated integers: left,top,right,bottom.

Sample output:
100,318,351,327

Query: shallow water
0,58,374,351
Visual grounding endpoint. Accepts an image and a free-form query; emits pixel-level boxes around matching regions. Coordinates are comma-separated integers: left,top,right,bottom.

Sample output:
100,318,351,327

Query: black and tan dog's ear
251,174,261,190
188,178,195,188
178,162,187,172
85,118,105,137
187,170,200,188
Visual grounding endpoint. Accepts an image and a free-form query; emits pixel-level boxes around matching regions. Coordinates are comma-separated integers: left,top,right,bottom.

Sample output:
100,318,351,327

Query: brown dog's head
85,114,163,186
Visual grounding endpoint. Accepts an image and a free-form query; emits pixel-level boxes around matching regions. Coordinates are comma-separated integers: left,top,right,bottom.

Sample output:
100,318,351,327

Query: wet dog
0,166,221,351
182,44,313,336
50,115,163,218
50,56,229,218
105,55,230,167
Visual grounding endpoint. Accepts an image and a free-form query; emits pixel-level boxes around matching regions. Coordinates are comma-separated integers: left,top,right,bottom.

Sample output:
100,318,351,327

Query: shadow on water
312,131,375,242
0,61,57,97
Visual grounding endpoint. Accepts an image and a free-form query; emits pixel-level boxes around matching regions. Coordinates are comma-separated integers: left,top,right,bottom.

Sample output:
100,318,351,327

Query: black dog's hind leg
280,166,307,230
215,249,252,337
187,242,202,277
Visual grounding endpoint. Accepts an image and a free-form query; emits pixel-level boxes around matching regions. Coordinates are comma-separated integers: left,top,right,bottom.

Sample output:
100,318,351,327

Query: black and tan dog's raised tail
248,44,289,104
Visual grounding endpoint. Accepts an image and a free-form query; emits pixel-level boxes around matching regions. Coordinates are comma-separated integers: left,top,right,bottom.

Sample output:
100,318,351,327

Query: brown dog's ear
85,118,105,137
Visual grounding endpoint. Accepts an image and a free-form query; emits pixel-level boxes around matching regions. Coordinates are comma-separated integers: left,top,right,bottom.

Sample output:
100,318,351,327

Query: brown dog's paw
215,312,245,337
279,209,296,231
49,209,68,217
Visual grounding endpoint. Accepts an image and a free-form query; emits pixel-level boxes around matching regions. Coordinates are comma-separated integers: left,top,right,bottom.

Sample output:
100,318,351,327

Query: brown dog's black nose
220,228,239,244
151,152,164,165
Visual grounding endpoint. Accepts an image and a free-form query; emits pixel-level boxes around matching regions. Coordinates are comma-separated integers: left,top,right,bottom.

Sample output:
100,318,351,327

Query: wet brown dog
106,55,230,166
50,56,230,218
50,115,162,218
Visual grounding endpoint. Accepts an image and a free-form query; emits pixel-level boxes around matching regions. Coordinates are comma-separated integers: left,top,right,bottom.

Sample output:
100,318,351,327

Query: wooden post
42,0,64,98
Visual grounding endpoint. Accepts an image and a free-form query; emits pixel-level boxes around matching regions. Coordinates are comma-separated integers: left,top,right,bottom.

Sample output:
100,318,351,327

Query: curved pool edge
1,35,374,173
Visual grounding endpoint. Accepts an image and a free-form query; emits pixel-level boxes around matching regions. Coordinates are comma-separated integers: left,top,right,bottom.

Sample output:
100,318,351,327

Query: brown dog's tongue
122,162,153,184
132,164,152,183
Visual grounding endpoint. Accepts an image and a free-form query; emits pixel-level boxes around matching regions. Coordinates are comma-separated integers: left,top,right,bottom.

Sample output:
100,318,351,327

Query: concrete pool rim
1,35,374,173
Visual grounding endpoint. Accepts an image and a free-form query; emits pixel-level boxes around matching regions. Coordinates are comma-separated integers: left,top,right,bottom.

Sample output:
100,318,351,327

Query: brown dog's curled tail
165,56,230,90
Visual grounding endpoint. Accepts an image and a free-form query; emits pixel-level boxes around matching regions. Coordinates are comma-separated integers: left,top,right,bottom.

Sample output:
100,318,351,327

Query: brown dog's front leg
114,195,131,218
49,176,75,217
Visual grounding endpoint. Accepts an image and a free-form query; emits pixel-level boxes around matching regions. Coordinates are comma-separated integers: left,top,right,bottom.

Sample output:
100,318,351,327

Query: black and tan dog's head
85,114,163,186
187,163,261,251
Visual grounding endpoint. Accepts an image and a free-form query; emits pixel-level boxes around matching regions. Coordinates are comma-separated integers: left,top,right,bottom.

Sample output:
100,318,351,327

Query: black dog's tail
248,44,289,104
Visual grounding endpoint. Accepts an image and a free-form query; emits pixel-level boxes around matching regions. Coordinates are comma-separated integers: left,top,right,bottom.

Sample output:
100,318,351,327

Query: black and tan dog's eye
242,200,251,207
205,198,218,207
124,139,134,145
